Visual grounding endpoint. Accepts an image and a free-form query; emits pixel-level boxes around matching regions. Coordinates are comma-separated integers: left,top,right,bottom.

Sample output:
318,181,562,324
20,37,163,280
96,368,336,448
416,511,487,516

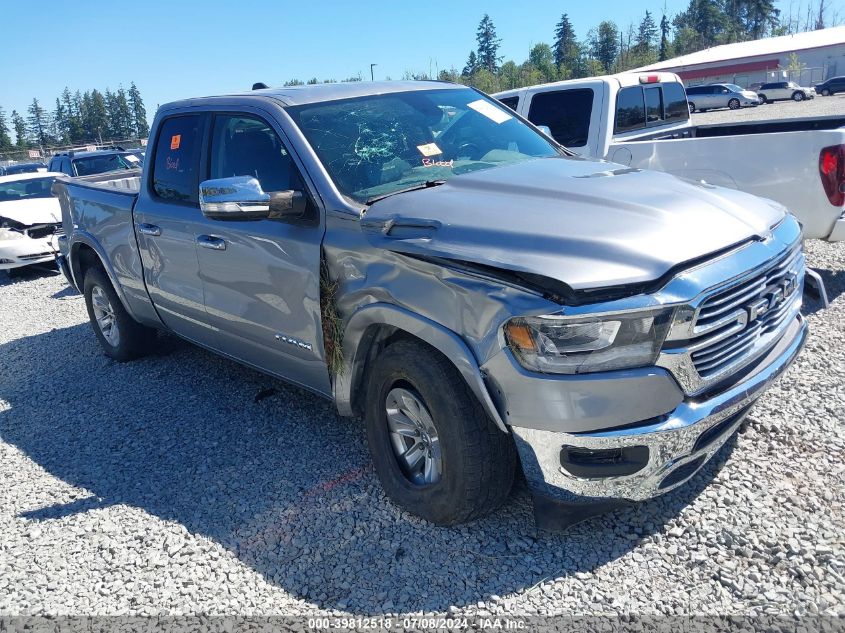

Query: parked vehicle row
494,72,845,242
54,80,808,530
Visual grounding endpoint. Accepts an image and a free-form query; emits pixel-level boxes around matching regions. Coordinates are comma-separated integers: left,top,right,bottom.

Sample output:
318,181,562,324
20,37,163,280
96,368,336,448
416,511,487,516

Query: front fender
334,302,507,432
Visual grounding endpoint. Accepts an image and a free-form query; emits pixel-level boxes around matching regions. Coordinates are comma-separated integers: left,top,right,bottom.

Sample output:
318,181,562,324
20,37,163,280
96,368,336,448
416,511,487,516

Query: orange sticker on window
170,134,181,150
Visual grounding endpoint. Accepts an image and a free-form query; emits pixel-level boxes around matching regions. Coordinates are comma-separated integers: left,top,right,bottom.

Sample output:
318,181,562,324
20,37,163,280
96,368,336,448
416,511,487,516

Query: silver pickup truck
54,81,808,530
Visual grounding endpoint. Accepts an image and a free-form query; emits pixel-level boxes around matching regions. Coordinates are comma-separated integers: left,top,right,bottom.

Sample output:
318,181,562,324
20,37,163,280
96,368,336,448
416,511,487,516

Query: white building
638,26,845,88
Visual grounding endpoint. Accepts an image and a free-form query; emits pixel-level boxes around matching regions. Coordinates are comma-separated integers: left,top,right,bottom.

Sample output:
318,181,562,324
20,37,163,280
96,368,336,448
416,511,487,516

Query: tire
83,266,156,361
364,339,516,526
728,98,740,110
792,91,805,101
759,95,767,104
688,102,696,113
821,89,830,96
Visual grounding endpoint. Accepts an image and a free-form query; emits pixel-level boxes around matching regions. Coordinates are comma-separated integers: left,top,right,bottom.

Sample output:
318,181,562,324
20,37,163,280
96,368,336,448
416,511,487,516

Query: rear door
192,109,330,395
133,113,219,347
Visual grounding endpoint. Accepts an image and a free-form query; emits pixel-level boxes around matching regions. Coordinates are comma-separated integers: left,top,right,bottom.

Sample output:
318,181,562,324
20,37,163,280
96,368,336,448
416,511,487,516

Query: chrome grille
689,245,804,381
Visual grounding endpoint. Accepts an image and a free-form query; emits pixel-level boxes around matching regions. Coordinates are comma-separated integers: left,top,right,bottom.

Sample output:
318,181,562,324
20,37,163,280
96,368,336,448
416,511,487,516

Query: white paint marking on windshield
467,99,512,124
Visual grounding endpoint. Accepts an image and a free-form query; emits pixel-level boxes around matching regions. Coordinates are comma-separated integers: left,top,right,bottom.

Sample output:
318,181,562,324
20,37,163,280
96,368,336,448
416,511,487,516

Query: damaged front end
0,216,63,270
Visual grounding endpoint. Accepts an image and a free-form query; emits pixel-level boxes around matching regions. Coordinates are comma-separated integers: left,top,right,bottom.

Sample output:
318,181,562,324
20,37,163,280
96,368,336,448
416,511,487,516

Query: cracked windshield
287,88,560,203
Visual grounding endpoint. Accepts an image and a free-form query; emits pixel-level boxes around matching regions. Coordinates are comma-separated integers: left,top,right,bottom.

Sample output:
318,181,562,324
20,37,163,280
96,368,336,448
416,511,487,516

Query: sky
0,0,815,132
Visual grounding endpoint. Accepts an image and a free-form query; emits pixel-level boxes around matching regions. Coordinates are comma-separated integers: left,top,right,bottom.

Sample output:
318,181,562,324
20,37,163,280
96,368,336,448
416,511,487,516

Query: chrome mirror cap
199,176,270,219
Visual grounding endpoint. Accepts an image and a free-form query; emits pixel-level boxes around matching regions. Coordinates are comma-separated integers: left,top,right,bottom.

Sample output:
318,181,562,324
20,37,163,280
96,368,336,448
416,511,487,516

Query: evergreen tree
553,13,579,71
0,107,12,150
107,87,133,139
11,110,28,148
128,82,149,138
52,98,68,145
591,21,619,72
659,14,672,60
27,98,51,147
475,14,502,73
62,88,84,143
674,0,727,52
88,89,109,143
462,50,479,77
631,11,658,66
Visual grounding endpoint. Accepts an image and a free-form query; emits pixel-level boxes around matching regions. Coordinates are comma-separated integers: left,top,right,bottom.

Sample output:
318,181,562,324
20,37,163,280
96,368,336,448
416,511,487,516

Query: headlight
504,310,673,374
0,228,24,241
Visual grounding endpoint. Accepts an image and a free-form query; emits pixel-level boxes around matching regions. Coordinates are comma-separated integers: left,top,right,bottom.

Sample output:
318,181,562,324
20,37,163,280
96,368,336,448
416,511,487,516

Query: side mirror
199,176,307,220
200,176,270,220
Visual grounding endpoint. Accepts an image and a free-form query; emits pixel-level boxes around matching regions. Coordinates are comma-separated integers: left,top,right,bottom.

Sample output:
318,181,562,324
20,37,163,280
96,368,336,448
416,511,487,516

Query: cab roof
166,80,463,109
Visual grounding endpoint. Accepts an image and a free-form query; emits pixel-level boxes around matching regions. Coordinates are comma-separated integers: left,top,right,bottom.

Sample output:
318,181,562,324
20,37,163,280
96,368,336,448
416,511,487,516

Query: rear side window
686,86,704,95
663,82,690,122
152,115,203,204
615,86,646,133
498,96,519,111
527,89,594,147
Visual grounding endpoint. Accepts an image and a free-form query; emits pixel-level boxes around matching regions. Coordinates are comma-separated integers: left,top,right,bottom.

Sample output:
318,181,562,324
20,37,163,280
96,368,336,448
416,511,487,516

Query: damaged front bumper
508,314,807,530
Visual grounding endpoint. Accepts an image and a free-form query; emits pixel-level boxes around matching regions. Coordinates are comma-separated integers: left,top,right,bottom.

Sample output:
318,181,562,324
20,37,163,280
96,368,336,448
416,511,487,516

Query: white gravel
0,242,843,618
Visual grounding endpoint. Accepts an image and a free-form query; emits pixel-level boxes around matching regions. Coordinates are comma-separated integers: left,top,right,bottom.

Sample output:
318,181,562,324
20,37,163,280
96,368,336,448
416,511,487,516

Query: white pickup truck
494,72,845,243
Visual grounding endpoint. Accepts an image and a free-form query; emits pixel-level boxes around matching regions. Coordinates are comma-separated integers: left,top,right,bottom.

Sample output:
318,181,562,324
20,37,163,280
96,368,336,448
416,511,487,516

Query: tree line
0,83,149,154
279,0,834,93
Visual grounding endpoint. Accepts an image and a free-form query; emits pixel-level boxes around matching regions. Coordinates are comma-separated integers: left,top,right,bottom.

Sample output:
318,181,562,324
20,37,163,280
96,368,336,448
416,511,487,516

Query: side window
208,114,303,194
498,96,519,111
615,86,645,134
644,87,664,123
527,89,594,147
663,82,690,122
152,115,203,204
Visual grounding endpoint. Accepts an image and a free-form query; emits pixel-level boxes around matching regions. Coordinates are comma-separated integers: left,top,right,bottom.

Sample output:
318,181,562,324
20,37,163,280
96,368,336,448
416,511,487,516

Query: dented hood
361,156,785,291
0,197,61,226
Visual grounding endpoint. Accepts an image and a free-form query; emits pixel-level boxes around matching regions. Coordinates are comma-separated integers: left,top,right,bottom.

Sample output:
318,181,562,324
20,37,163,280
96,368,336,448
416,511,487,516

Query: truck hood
0,198,61,226
361,156,785,292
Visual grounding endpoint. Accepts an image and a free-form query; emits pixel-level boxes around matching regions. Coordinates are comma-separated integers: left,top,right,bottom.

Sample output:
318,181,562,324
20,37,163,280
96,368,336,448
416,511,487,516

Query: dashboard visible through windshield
286,88,561,203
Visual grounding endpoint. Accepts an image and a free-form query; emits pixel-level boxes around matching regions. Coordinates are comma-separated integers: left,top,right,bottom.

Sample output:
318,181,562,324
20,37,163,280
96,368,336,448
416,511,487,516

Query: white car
757,81,816,103
0,172,64,272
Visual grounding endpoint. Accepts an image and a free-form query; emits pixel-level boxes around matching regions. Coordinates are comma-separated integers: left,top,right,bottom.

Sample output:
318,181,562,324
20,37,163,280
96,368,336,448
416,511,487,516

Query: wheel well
71,243,103,288
348,325,439,417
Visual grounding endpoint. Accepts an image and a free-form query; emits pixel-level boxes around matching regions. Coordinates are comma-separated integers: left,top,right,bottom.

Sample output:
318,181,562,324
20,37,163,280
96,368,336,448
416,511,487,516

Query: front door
193,112,331,395
134,113,219,347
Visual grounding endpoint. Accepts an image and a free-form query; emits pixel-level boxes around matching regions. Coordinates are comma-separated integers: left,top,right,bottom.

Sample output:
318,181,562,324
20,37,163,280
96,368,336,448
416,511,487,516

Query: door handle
196,235,226,251
136,223,161,236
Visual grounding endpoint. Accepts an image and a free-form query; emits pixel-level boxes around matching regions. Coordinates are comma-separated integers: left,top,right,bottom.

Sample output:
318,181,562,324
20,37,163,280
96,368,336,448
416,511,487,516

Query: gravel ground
0,242,843,618
691,93,845,125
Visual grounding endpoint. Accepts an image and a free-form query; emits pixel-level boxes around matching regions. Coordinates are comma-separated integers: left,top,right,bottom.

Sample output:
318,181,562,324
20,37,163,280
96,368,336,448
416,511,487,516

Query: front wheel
821,89,830,96
728,98,741,110
688,102,696,113
83,267,156,361
792,91,805,101
759,95,768,104
364,340,516,525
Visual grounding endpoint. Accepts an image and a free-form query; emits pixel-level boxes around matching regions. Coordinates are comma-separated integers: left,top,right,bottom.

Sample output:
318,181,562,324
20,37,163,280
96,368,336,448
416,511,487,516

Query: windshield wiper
365,180,446,205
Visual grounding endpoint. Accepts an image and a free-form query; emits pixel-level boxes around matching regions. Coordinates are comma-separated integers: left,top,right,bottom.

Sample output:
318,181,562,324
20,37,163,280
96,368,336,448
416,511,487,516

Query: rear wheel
728,98,741,110
83,266,156,361
364,339,516,525
792,91,805,101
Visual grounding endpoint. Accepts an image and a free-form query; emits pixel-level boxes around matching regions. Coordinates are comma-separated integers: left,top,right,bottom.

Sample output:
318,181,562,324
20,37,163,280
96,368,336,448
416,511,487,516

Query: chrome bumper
512,314,807,506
